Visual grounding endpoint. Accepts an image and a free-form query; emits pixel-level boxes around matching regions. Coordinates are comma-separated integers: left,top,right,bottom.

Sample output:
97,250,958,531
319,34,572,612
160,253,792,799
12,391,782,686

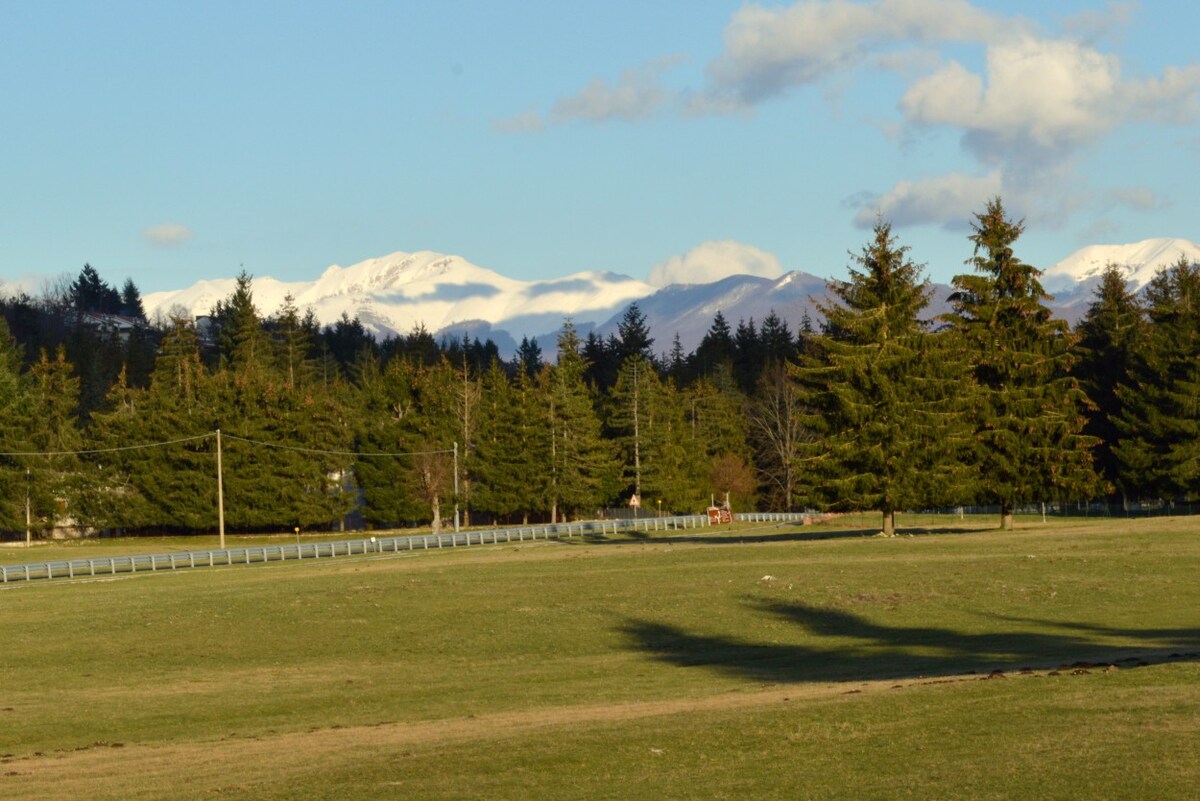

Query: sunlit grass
2,516,1197,799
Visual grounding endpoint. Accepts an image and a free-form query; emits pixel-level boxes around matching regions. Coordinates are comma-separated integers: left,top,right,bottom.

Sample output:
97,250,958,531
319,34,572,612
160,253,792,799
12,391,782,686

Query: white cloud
853,172,1002,228
505,1,1200,239
901,37,1122,155
1106,186,1164,211
143,222,194,248
648,240,783,287
1061,2,1137,45
700,0,1008,109
1121,64,1200,124
547,55,686,125
492,110,544,134
885,28,1200,228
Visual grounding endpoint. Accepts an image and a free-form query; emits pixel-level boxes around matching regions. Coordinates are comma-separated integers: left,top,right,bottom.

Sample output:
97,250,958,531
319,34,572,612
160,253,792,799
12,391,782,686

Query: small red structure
706,507,733,524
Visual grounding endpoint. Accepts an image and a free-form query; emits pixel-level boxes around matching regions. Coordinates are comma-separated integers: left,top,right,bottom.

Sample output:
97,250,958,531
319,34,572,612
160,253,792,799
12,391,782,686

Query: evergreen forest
0,200,1193,537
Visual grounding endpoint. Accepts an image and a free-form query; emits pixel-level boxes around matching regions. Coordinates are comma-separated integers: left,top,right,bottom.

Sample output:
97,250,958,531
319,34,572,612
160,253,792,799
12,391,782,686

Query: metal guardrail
0,512,813,585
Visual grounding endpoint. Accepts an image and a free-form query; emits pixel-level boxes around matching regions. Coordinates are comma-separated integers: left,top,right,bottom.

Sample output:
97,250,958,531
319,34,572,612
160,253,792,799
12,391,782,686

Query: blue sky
2,0,1198,295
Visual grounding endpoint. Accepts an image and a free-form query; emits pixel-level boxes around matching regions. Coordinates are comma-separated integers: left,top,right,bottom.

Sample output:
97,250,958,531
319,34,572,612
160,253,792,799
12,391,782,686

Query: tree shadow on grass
619,600,1200,684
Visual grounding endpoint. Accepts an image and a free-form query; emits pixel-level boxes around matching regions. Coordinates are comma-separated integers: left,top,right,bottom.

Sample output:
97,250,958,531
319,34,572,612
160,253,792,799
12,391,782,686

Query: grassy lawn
1,515,1197,799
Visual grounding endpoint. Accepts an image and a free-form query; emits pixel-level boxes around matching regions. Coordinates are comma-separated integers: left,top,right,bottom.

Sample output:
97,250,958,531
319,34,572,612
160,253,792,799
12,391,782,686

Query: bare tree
748,364,808,511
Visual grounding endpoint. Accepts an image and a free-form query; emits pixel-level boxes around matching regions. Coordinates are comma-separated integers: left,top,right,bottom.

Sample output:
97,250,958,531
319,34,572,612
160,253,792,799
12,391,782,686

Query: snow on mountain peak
143,250,653,342
1043,238,1200,292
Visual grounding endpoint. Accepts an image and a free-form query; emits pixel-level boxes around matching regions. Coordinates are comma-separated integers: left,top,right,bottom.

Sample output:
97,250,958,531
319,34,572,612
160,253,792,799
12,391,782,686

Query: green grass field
2,515,1197,800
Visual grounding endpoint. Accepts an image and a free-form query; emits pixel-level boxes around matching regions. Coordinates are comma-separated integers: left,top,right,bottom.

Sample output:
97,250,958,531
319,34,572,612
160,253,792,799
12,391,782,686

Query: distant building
76,312,144,343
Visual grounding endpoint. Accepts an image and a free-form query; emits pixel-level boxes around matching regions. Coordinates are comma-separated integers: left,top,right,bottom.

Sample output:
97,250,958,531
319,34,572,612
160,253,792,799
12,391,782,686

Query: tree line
0,197,1192,537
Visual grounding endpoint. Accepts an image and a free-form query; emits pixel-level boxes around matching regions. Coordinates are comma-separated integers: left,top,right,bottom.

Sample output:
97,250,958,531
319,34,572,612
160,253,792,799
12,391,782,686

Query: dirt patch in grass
8,657,1187,801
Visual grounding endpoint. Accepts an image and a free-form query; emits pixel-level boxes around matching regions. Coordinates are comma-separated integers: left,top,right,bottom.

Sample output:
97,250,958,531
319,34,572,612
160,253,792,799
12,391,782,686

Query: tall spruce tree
1072,265,1143,499
214,280,355,530
25,347,84,533
792,220,971,535
949,198,1100,529
472,361,550,522
1112,258,1200,500
683,374,752,508
544,321,615,521
0,318,31,532
119,278,146,321
354,354,425,526
693,311,736,377
95,317,218,530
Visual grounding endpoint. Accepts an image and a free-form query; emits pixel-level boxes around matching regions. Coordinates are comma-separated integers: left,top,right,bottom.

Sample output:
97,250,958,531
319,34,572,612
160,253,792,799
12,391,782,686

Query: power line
0,430,452,460
0,433,215,458
200,432,453,459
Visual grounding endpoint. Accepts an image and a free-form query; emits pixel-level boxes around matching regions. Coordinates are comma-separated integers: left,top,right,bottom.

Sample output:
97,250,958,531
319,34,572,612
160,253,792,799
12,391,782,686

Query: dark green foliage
794,220,972,533
89,318,218,531
582,330,618,391
605,354,706,511
514,336,544,378
614,303,654,364
949,198,1100,527
693,311,736,378
353,355,426,526
0,318,31,531
119,278,146,321
759,311,796,367
472,361,550,521
11,217,1198,535
545,322,617,520
24,347,85,531
1112,258,1200,499
733,318,761,393
1073,265,1143,498
69,264,122,314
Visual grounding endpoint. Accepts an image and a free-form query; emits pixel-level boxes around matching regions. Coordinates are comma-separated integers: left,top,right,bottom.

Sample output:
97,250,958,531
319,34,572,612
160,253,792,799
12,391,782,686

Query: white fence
0,512,812,585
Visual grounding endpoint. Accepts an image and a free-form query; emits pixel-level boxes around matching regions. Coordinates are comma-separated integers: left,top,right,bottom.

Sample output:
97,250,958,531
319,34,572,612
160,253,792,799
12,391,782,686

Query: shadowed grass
2,516,1197,799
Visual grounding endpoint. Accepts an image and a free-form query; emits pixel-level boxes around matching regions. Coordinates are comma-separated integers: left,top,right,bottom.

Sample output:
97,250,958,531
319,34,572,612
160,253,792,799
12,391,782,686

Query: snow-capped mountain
1042,238,1200,293
142,239,1197,359
143,251,655,345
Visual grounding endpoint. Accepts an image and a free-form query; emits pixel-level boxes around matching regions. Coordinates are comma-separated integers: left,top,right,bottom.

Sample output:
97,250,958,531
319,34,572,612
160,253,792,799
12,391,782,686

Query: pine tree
641,377,708,512
607,354,654,502
793,220,972,534
544,321,616,521
354,355,426,526
25,347,84,533
693,311,736,376
76,366,157,531
683,374,752,507
99,317,218,530
1073,265,1143,499
271,294,318,391
582,331,617,391
120,278,146,321
759,310,796,367
606,354,706,511
1112,258,1200,500
472,361,550,522
69,264,121,314
733,318,762,393
949,198,1100,528
514,336,544,379
0,318,31,531
214,282,356,531
615,303,655,364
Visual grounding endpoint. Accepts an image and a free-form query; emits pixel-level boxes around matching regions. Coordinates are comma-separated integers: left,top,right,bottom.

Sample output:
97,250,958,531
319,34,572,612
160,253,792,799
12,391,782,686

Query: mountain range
143,238,1200,359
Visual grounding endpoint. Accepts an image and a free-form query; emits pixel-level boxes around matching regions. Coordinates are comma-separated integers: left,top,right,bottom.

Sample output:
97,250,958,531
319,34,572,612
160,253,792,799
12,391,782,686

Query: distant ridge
1042,238,1200,293
143,239,1199,358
